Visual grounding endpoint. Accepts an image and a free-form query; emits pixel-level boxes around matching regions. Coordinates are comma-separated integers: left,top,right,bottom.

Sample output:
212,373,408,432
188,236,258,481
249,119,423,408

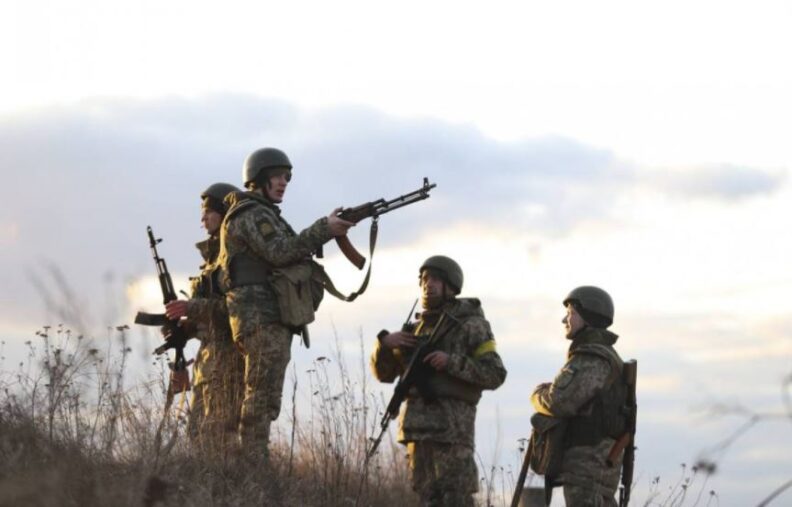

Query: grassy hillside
0,325,415,507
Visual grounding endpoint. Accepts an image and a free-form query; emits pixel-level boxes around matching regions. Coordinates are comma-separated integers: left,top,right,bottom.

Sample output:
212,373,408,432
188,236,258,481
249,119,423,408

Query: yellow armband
531,392,554,416
473,340,497,359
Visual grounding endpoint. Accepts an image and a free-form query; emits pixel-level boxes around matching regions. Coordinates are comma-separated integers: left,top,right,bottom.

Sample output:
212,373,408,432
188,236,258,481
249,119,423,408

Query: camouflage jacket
217,191,332,335
183,236,239,388
531,327,624,493
371,298,507,448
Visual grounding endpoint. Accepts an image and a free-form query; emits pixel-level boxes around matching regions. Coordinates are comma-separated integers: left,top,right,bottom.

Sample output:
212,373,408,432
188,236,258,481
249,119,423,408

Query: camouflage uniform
183,236,245,458
217,190,332,460
371,298,507,506
532,327,625,507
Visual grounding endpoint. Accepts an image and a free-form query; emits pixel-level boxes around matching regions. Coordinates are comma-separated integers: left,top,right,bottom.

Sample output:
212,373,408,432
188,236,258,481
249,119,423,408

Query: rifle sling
321,217,379,302
222,218,378,304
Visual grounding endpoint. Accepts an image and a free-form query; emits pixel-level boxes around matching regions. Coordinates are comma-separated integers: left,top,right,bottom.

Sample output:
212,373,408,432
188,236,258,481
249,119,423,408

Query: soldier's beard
566,325,587,340
421,292,446,310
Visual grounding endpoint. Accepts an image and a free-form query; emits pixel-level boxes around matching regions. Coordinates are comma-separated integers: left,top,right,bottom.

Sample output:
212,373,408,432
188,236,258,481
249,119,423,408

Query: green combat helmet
420,255,464,294
201,182,240,202
243,147,292,188
563,286,614,328
201,182,240,214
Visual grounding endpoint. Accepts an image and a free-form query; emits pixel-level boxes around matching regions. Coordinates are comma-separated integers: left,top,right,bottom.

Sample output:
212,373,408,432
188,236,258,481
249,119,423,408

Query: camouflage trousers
187,345,245,459
563,484,618,507
188,379,205,440
406,441,478,507
200,376,245,458
235,322,293,461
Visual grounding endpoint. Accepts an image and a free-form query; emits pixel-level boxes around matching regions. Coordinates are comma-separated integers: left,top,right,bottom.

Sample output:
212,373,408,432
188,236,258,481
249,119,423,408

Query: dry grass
0,325,415,507
0,322,741,507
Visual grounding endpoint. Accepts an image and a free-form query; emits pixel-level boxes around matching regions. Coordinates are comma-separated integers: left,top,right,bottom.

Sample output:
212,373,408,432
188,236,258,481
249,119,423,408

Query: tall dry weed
0,324,416,506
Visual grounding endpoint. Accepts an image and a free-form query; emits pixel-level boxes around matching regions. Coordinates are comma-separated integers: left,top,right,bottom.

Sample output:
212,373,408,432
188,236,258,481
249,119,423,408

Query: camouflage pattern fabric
406,441,477,506
237,322,292,460
183,237,215,439
184,237,244,458
219,191,331,325
563,483,618,507
531,327,624,500
217,191,332,460
371,298,507,498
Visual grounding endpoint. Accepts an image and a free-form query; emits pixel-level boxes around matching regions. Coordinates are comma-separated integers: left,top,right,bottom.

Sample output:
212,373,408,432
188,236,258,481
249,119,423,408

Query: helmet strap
575,304,611,329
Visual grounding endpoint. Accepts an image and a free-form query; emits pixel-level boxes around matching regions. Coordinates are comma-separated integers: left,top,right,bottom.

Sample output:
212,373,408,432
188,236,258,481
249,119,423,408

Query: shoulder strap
225,196,259,220
319,216,379,302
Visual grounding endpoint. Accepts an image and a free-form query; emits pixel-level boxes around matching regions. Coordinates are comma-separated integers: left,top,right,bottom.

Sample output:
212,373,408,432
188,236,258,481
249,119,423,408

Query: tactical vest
219,197,286,289
219,194,324,327
190,268,224,299
564,343,628,448
191,238,223,299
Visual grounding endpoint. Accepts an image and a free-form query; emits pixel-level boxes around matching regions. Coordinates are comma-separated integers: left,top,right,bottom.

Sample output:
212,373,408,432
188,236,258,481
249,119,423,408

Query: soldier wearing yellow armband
371,256,507,506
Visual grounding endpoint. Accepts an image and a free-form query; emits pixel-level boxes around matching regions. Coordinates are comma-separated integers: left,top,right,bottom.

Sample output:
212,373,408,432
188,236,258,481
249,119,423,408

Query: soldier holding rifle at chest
213,147,354,464
215,147,436,466
371,256,507,507
162,183,245,459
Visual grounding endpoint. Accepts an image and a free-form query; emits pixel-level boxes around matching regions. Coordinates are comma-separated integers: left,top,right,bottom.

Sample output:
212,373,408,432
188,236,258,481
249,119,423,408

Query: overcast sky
2,1,792,505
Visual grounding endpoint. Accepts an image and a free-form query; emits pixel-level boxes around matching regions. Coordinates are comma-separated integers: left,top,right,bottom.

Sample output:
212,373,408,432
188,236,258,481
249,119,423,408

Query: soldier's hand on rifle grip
381,331,417,350
327,207,355,237
165,300,188,320
423,351,450,371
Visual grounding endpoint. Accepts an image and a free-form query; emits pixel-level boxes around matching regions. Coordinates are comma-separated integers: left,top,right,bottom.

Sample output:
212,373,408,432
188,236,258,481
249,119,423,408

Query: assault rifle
365,299,444,459
608,359,638,507
133,226,190,391
324,177,436,270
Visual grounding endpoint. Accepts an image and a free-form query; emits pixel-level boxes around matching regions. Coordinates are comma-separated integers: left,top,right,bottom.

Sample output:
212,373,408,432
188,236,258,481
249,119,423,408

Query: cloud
1,94,787,363
0,94,635,331
639,374,683,393
735,439,792,464
0,221,18,246
1,95,790,507
682,338,792,363
0,95,631,238
647,164,785,201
